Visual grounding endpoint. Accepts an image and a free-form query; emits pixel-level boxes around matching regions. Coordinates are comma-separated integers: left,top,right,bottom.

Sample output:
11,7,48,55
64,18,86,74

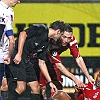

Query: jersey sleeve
68,36,80,58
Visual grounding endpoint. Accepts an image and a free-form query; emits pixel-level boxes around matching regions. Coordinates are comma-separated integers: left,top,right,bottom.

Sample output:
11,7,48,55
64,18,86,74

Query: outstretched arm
56,63,85,88
75,56,95,84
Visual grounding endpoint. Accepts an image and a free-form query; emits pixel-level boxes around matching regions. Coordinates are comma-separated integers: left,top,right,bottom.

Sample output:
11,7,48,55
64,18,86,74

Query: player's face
60,31,72,46
96,74,100,88
10,0,20,7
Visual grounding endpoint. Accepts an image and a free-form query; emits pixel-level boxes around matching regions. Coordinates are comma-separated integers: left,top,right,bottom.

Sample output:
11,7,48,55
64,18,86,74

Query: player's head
49,20,65,40
95,71,100,88
9,0,20,7
60,24,73,46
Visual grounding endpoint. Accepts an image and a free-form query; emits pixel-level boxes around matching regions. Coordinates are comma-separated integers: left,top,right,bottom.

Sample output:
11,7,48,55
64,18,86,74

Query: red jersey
39,36,80,87
48,35,80,63
78,83,100,100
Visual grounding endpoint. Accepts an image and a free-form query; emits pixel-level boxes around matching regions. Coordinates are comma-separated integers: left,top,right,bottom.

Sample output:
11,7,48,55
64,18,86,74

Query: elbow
56,63,61,69
38,59,45,68
10,40,15,45
20,31,27,37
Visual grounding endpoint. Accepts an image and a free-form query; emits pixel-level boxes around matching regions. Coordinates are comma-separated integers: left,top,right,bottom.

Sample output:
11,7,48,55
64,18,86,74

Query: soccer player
74,71,100,100
46,72,100,100
8,20,66,100
47,23,94,85
0,0,20,100
39,24,94,99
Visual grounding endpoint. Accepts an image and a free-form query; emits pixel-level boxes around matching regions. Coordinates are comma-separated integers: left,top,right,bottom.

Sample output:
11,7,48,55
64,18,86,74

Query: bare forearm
76,56,90,79
18,31,27,55
39,59,51,82
8,36,15,57
56,63,78,82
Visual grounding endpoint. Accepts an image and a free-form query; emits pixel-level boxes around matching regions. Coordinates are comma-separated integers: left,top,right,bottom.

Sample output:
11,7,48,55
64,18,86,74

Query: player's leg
8,81,26,100
1,77,8,100
28,81,43,100
1,64,10,100
52,90,71,100
0,63,4,100
8,58,27,100
26,59,43,100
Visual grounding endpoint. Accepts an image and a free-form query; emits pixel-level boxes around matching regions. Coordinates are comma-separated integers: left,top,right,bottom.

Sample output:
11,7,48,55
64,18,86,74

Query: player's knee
28,81,41,94
1,85,8,91
16,85,26,94
33,85,40,93
59,91,65,96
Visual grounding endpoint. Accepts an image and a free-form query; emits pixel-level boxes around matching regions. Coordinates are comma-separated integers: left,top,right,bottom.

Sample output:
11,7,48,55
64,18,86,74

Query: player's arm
38,59,58,94
13,31,27,64
56,62,85,88
4,30,15,64
8,35,15,57
69,38,94,84
75,56,94,84
51,52,85,87
39,59,52,82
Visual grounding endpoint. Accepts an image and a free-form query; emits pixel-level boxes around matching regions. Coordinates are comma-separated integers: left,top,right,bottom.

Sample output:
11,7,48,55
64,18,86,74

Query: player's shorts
9,50,38,83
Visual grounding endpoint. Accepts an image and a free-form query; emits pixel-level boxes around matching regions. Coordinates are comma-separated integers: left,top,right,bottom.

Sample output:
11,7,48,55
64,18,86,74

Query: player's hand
74,85,82,98
49,81,58,94
4,57,10,65
74,85,82,92
88,77,95,84
75,79,85,88
13,53,22,64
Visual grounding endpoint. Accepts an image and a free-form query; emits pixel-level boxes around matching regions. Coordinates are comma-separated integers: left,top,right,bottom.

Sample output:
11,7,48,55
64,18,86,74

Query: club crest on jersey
52,51,57,56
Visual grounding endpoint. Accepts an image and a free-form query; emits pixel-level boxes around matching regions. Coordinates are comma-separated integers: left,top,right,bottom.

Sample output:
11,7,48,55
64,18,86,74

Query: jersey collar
0,1,9,9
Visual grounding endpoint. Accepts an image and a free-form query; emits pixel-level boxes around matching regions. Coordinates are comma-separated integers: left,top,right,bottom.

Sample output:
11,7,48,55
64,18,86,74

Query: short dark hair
49,20,65,32
64,24,73,33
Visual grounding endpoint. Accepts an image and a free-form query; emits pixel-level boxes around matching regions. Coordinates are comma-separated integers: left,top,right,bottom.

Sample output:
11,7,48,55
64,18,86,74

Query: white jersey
0,1,14,63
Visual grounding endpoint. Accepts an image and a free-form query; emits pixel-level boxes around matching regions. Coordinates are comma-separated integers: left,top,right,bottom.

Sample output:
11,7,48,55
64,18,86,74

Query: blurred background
12,0,100,99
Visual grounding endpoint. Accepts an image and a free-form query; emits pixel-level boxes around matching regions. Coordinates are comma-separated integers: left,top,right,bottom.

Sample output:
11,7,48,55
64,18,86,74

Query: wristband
48,81,52,85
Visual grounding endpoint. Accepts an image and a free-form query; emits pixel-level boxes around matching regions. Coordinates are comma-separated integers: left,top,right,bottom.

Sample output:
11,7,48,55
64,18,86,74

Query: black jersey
15,24,49,60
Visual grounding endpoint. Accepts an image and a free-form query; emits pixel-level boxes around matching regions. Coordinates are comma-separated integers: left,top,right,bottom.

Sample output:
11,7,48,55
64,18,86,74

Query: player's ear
56,29,60,35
